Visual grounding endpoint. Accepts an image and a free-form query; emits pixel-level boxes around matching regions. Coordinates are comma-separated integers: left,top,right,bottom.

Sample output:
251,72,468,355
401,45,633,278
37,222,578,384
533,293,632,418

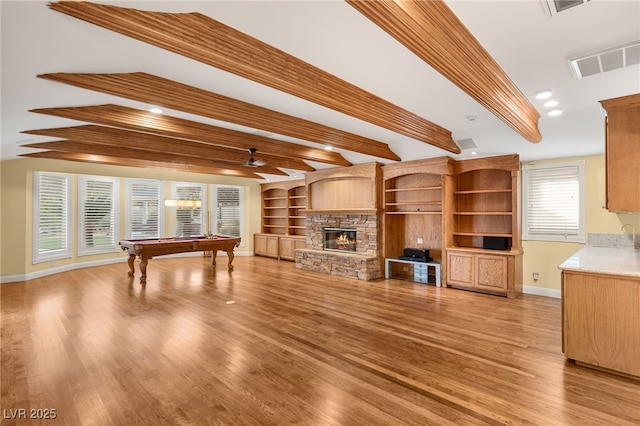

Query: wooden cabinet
562,270,640,378
447,249,519,296
447,250,474,287
279,236,307,260
446,155,522,298
254,234,279,258
256,179,307,260
600,93,640,212
381,157,454,282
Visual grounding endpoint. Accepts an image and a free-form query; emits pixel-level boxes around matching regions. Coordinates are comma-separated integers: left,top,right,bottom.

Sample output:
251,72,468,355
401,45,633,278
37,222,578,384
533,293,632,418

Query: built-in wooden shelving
255,179,307,260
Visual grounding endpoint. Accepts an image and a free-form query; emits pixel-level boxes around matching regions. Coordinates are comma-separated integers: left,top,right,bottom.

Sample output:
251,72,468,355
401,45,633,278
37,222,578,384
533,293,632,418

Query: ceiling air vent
568,41,640,79
541,0,592,17
456,138,477,151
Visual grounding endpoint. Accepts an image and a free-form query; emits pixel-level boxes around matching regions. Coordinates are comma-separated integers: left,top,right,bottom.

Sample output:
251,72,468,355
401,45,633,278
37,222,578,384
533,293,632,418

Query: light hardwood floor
2,256,639,425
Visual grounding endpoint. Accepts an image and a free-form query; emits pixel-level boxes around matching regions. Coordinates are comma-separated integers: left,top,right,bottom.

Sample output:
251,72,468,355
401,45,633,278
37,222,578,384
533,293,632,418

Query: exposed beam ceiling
347,0,541,143
23,140,290,176
49,0,459,154
37,73,402,162
21,151,262,179
29,105,351,167
22,125,316,172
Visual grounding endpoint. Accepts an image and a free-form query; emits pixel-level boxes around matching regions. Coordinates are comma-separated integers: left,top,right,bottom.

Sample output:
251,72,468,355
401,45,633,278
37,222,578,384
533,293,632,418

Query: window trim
32,171,73,264
522,160,586,243
78,175,120,256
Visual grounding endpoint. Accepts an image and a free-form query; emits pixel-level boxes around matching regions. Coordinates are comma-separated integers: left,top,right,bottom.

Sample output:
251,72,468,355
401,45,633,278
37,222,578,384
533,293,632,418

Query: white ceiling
2,0,639,181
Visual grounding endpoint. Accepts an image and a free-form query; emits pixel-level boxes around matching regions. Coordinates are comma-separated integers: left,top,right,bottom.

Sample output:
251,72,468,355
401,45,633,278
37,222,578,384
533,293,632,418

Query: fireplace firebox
324,228,356,253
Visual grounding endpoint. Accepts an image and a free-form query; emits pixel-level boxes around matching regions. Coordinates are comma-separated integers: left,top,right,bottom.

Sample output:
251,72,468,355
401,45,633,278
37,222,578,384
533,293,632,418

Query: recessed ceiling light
535,90,553,100
149,107,163,114
324,145,333,151
548,108,563,117
471,151,477,155
544,100,559,108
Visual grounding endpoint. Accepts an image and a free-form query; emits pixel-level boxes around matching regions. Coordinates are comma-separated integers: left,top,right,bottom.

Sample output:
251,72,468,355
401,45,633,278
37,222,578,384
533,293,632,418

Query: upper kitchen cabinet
600,93,640,212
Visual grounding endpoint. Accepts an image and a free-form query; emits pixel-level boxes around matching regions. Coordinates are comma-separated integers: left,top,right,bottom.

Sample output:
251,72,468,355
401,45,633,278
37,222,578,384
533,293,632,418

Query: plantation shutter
215,186,241,236
79,176,119,254
523,163,584,241
33,172,72,263
129,180,161,239
174,183,204,236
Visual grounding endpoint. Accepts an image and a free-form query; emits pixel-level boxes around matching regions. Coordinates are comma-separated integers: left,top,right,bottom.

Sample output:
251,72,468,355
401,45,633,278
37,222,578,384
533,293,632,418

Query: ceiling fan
243,148,267,167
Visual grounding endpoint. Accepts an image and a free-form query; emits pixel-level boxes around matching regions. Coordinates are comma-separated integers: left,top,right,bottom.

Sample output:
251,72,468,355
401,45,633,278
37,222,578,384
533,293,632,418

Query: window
171,182,206,236
522,161,585,243
126,179,162,239
211,185,244,240
33,172,72,263
78,175,119,255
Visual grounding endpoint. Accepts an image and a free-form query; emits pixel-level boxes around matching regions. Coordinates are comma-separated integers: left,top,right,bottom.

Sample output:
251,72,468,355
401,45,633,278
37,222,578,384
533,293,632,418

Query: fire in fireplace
324,228,357,252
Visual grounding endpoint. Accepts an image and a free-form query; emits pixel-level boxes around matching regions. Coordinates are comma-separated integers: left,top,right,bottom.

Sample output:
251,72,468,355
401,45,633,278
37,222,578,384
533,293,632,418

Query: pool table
119,235,241,284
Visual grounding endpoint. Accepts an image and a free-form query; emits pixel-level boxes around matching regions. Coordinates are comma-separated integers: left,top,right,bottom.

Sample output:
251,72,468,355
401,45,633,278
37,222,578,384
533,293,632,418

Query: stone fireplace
324,228,357,253
295,214,382,280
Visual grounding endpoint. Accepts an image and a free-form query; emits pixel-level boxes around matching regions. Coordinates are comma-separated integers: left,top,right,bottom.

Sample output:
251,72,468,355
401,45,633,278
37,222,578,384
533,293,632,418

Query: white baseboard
523,285,561,298
1,251,254,284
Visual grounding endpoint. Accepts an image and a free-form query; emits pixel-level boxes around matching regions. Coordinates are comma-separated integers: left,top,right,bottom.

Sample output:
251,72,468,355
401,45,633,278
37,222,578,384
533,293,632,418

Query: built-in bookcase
288,185,307,237
255,179,307,260
262,187,288,235
452,168,514,249
382,157,454,274
447,155,522,298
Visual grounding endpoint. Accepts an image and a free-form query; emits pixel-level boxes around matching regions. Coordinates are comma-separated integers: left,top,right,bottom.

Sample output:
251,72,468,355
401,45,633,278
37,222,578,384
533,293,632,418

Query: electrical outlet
417,237,423,245
533,272,539,281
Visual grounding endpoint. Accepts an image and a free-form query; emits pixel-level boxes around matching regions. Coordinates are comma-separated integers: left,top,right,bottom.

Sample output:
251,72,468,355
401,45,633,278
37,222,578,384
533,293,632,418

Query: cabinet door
447,252,474,287
563,272,640,377
602,95,640,212
279,238,295,260
254,234,279,258
279,237,307,260
476,254,507,292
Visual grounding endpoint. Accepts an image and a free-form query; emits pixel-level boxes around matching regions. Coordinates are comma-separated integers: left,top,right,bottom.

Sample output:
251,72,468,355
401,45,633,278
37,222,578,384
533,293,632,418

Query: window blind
215,186,241,236
129,180,160,239
523,162,584,242
173,183,204,236
33,172,71,263
79,176,118,254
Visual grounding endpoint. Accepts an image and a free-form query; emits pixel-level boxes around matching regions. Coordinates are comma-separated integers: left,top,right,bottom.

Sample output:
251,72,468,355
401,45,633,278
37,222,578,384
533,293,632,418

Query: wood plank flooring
2,256,639,425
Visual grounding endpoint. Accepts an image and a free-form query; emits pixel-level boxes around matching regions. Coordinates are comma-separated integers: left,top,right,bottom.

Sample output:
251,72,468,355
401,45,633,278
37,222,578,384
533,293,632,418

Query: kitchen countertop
559,246,640,277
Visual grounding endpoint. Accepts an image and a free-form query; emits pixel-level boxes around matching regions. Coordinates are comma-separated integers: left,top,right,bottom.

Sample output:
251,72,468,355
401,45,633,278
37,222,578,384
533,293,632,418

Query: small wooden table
119,235,241,284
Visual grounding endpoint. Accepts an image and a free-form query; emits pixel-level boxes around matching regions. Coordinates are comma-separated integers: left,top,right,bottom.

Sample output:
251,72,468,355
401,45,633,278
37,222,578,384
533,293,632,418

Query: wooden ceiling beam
20,151,262,179
36,73,402,162
346,0,541,143
22,125,315,172
29,104,351,167
23,140,289,176
49,1,458,153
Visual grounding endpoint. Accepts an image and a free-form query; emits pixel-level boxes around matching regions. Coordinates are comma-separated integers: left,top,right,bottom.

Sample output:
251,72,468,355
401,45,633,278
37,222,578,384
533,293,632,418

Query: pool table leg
139,257,149,284
127,254,136,277
226,250,235,271
210,249,234,271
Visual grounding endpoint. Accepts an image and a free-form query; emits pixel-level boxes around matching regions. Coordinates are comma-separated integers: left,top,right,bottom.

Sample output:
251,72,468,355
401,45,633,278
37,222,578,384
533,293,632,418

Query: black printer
399,248,432,262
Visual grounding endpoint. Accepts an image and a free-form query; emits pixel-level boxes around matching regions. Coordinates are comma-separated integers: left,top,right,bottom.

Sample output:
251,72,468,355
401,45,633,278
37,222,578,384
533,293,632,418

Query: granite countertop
559,246,640,277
